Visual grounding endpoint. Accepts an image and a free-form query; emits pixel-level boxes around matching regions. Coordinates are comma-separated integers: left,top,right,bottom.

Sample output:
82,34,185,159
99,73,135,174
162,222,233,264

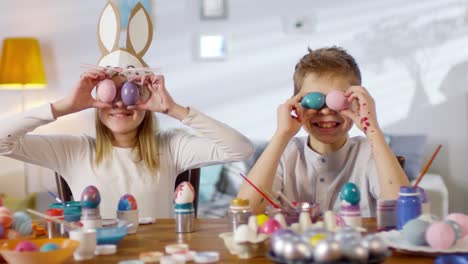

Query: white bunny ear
98,1,121,55
126,3,153,61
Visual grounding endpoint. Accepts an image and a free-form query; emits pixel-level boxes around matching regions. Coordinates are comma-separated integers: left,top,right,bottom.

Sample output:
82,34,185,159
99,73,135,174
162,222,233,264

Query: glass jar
397,186,421,230
228,198,252,233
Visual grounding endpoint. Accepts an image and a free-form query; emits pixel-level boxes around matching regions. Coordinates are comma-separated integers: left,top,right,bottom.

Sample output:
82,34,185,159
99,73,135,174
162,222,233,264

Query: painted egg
15,241,38,252
401,218,430,246
426,221,456,249
340,182,361,205
12,211,32,236
272,232,295,258
342,240,369,263
97,79,116,103
445,220,463,241
362,235,388,257
259,219,281,235
256,214,269,227
0,206,13,229
334,226,362,245
80,185,101,209
271,228,295,246
121,81,140,106
118,194,138,211
283,237,313,260
314,239,342,263
446,213,468,237
326,90,348,111
174,181,195,204
302,227,330,247
300,92,325,110
40,242,60,252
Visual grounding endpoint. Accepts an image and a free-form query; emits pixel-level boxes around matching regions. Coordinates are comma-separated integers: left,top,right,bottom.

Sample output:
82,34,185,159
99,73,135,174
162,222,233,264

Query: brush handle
26,209,81,230
239,173,280,208
413,144,442,188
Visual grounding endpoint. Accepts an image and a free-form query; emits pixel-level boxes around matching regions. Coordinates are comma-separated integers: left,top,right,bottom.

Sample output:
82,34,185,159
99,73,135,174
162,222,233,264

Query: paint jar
377,199,397,231
228,198,252,233
397,186,422,230
45,208,65,238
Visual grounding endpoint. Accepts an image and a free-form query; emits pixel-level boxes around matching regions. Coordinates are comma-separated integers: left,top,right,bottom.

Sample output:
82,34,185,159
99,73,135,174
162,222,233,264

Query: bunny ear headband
82,1,157,78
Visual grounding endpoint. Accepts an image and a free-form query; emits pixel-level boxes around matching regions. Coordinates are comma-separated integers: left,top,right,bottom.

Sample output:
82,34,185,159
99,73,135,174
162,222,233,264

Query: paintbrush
239,173,280,208
277,191,296,209
26,209,81,230
413,144,442,188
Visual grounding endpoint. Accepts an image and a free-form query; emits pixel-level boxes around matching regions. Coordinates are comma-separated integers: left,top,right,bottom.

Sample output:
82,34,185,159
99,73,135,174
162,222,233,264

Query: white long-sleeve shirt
272,136,380,217
0,105,254,219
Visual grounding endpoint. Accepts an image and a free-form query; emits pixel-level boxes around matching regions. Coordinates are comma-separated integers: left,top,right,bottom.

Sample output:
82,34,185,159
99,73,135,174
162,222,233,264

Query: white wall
0,0,467,213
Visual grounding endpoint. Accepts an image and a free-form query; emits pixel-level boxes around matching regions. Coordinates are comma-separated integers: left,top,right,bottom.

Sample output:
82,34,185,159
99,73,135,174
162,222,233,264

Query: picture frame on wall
200,0,227,20
195,34,228,61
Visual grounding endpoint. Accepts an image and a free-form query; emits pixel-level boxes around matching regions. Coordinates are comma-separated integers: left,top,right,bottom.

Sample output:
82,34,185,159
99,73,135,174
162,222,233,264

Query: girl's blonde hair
95,110,159,171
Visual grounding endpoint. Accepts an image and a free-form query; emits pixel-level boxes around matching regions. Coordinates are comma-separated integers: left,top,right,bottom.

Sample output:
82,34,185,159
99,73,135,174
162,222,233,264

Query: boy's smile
299,73,354,153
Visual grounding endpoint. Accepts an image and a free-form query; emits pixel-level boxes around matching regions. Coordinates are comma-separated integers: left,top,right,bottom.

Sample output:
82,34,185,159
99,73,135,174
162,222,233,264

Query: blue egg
339,182,361,205
121,82,140,106
12,211,32,236
40,242,60,252
301,92,325,110
401,219,430,245
81,185,101,209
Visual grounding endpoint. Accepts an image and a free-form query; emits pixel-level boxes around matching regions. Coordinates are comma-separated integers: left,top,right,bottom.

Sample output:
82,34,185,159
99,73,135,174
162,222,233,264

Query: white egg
174,181,195,204
234,224,255,243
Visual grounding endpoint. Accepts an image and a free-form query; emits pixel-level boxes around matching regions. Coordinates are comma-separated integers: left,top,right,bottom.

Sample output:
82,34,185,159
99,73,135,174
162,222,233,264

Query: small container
45,208,65,238
397,186,422,230
175,203,194,233
340,204,362,228
81,208,102,229
377,199,397,231
117,210,139,234
50,201,82,223
228,198,252,233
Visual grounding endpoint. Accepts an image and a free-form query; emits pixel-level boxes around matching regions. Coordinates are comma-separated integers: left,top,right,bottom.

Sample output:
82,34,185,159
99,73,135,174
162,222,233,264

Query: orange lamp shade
0,38,47,89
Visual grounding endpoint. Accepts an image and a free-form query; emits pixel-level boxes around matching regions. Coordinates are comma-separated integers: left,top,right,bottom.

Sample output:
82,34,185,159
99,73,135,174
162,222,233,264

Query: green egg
301,92,325,110
339,182,361,205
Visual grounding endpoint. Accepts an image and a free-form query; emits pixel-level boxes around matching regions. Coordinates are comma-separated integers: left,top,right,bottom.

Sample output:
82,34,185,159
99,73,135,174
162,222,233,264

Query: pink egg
259,218,282,235
426,221,455,249
446,213,468,237
326,90,349,111
174,181,195,204
0,206,13,228
97,79,117,103
14,241,38,252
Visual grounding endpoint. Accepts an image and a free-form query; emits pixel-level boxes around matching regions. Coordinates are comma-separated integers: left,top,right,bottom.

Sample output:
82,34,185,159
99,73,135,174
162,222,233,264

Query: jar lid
45,208,63,216
231,198,249,207
399,186,420,195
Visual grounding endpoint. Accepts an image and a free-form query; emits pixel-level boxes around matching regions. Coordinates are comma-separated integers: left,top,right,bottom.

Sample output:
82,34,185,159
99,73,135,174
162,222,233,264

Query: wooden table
69,218,435,263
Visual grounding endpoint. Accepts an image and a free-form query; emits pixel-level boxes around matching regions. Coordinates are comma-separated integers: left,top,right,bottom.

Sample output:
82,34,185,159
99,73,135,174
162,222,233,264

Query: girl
0,69,254,218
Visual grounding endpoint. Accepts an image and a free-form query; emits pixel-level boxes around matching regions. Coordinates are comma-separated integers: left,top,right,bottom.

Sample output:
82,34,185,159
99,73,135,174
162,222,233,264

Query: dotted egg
259,219,282,235
40,242,60,252
14,241,38,252
80,185,101,209
301,92,325,110
326,90,348,111
97,79,117,103
12,211,32,236
118,194,138,211
340,182,361,205
174,181,195,204
121,81,140,106
0,206,13,229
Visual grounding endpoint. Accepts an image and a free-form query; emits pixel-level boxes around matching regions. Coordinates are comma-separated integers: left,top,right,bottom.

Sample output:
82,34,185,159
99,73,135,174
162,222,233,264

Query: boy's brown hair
293,46,361,95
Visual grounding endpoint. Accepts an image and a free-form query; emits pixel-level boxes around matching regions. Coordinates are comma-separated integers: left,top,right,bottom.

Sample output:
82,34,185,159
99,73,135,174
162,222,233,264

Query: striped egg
12,211,32,236
0,206,13,228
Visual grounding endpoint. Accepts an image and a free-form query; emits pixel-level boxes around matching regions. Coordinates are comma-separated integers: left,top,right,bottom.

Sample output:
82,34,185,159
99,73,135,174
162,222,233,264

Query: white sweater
0,105,254,219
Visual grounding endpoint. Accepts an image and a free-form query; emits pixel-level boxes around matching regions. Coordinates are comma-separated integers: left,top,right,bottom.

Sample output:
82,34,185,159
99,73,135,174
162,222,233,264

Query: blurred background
0,0,466,215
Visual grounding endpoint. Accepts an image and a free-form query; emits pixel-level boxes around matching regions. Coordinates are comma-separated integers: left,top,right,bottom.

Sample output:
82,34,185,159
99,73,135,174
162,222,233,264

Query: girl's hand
52,70,112,118
127,74,176,114
340,86,380,134
276,94,304,138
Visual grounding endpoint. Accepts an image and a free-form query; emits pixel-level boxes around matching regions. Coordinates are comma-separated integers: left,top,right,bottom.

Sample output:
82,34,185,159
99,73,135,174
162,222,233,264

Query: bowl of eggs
0,238,79,264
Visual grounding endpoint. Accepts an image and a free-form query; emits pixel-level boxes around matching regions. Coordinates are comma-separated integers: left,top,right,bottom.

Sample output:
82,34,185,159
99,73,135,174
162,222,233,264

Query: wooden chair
55,168,201,217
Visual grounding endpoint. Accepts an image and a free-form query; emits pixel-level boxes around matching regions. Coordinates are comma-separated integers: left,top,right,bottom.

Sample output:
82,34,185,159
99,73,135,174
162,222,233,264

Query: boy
237,47,409,216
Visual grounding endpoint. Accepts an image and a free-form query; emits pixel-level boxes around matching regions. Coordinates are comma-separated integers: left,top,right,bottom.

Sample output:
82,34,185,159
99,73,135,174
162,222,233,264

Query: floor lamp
0,38,47,196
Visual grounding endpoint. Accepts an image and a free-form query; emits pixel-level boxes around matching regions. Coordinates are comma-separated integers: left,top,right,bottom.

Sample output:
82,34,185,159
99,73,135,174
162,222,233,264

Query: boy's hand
276,94,304,138
340,86,380,135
